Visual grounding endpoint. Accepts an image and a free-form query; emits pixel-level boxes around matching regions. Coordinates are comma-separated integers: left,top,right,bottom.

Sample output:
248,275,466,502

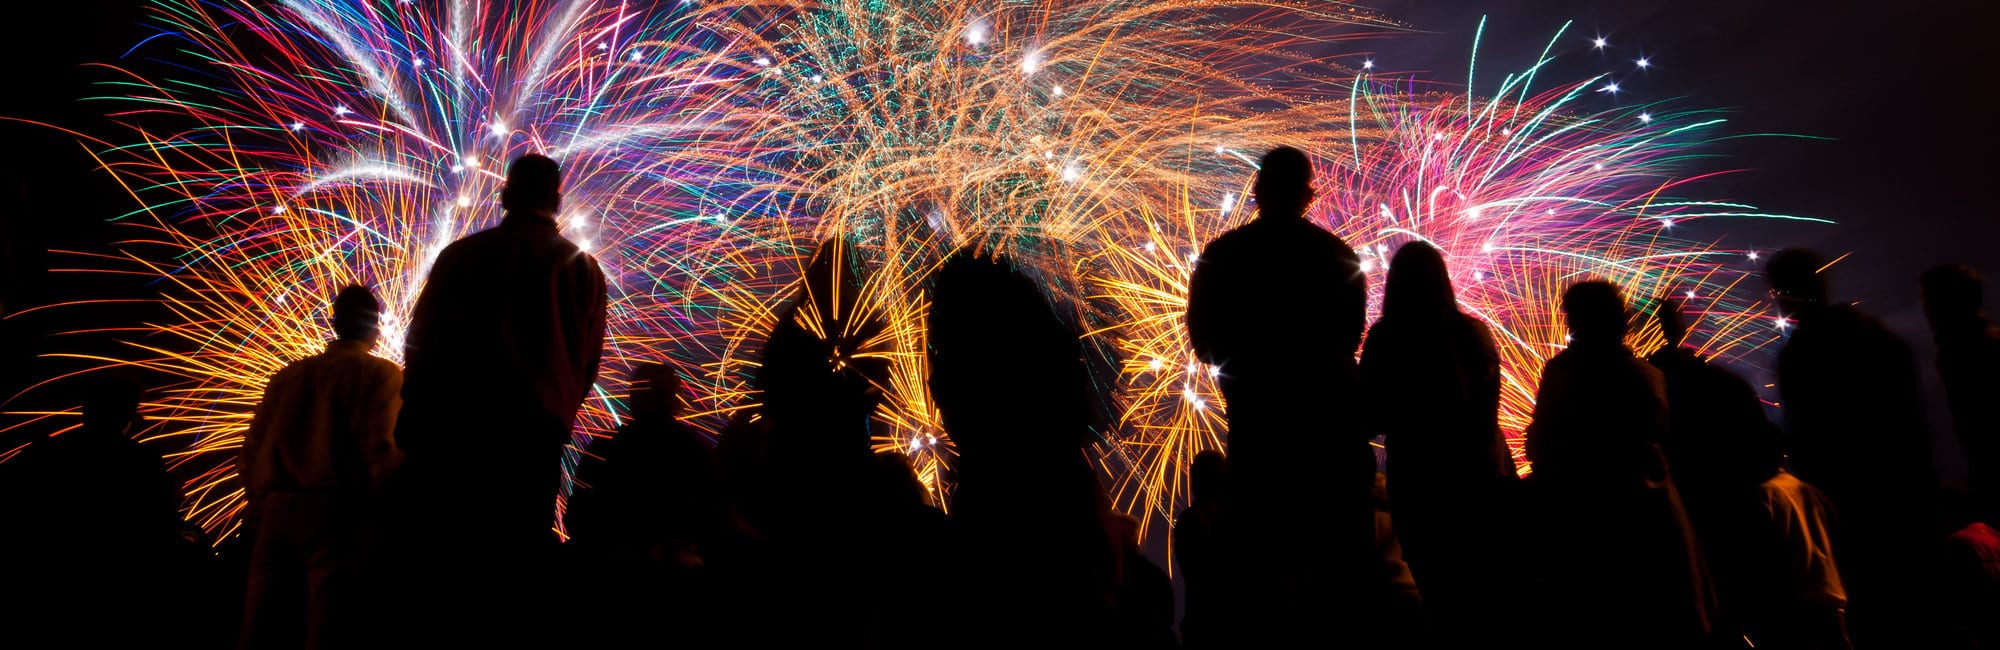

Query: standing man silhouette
1184,146,1367,643
391,153,607,645
1767,248,1939,647
239,285,402,650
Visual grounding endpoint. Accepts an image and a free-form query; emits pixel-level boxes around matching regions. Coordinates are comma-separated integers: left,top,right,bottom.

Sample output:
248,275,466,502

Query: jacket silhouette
238,286,402,650
1183,146,1369,644
1524,281,1714,649
930,250,1129,647
1359,241,1515,644
1922,265,2000,503
1649,295,1849,649
385,153,606,647
1767,248,1940,647
4,377,185,645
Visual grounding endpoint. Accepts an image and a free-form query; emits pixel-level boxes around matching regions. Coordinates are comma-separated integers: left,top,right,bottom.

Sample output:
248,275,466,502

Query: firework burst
16,0,1397,540
1081,23,1826,541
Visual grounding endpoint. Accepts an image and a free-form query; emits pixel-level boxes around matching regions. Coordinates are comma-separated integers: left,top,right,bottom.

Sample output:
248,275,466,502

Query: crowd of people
3,148,1998,649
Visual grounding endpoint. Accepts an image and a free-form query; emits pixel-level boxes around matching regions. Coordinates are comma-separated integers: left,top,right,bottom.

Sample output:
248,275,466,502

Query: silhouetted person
717,238,936,648
931,251,1126,647
565,362,718,648
1184,145,1368,643
388,153,607,645
1767,248,1941,647
1524,281,1714,648
1650,295,1850,649
1358,241,1515,644
7,376,185,644
1923,265,2000,505
567,362,716,567
238,286,402,650
1173,450,1226,648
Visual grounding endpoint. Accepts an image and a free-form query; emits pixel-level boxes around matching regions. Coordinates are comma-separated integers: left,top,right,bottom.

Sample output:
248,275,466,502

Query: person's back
1184,146,1368,644
388,154,606,646
1768,249,1940,646
238,285,402,650
10,377,185,644
1923,265,2000,504
1524,281,1713,648
1186,147,1365,469
1359,242,1515,644
930,251,1123,647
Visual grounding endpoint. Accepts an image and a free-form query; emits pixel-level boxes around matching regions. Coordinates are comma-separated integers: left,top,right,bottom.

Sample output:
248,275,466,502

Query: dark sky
4,1,1996,465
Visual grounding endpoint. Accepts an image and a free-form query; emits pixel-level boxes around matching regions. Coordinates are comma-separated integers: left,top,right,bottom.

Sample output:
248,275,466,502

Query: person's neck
332,336,375,349
504,210,557,225
1936,313,1993,336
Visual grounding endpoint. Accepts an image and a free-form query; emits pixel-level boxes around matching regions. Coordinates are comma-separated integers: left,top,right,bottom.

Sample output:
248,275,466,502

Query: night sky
4,1,1996,474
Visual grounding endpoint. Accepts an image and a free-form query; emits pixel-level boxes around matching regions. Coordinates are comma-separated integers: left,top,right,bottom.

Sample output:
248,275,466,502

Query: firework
1081,22,1825,541
17,0,1394,540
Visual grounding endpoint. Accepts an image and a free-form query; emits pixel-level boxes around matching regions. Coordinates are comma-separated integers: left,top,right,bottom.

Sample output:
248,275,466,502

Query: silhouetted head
331,285,380,342
1921,264,1985,330
81,375,144,437
1765,248,1828,316
1562,280,1630,345
1190,450,1226,502
1252,146,1315,219
500,154,562,218
629,361,685,423
1655,293,1689,349
755,240,889,436
928,250,1093,462
1381,241,1457,324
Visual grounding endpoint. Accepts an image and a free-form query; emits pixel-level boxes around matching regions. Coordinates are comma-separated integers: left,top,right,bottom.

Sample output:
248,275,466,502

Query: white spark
1221,193,1236,213
1592,37,1609,49
1747,251,1760,261
490,121,508,136
457,196,471,208
1638,112,1652,124
628,51,643,62
289,122,304,131
1599,82,1620,93
1051,85,1064,96
754,56,771,67
1148,358,1163,371
1021,51,1041,75
272,205,287,214
333,105,350,116
1362,59,1374,70
1636,57,1651,69
1661,219,1674,229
